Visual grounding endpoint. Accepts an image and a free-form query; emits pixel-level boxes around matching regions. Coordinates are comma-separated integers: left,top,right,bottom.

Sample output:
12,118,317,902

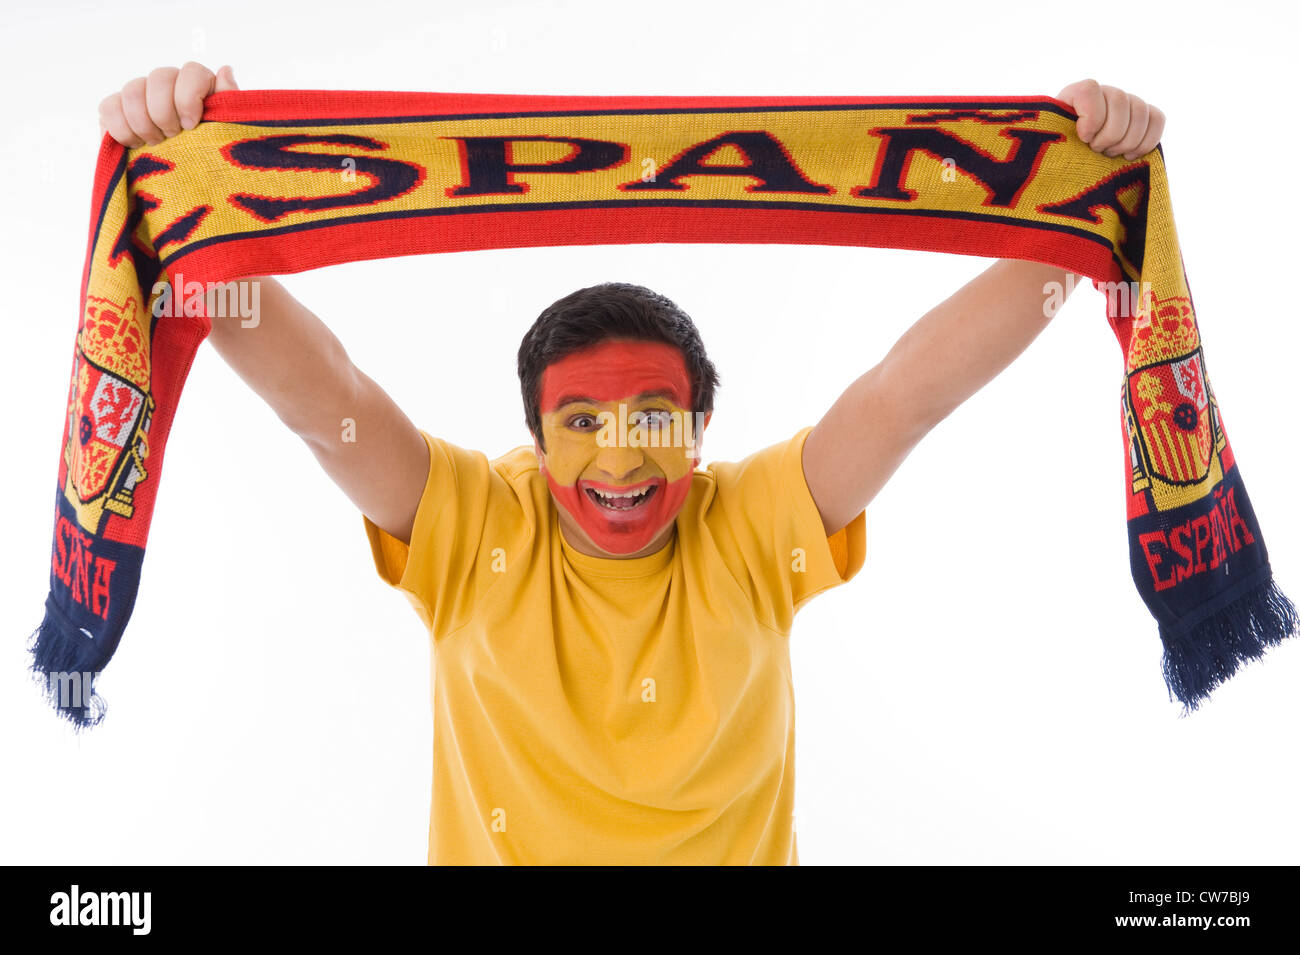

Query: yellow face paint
536,340,707,555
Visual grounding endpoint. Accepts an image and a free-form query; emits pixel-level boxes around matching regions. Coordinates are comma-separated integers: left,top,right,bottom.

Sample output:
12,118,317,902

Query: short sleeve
362,429,494,638
707,425,866,633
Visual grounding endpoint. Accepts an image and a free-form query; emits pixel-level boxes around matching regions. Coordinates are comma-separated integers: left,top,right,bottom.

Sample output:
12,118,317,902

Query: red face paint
537,339,704,556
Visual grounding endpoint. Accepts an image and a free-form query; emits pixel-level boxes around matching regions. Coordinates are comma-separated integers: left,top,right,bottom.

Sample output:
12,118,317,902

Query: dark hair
518,282,720,451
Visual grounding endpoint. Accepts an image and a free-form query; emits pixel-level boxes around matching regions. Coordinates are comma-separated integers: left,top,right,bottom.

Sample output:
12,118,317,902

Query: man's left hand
1056,79,1165,160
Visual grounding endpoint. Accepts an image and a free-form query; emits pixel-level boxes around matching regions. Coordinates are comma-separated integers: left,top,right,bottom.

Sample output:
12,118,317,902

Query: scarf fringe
1160,573,1299,712
26,600,108,730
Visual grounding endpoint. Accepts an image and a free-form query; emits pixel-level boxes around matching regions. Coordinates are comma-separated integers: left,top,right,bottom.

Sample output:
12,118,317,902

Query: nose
594,442,645,482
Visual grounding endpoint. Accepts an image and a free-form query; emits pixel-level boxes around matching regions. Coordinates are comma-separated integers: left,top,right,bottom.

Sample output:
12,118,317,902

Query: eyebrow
551,389,684,411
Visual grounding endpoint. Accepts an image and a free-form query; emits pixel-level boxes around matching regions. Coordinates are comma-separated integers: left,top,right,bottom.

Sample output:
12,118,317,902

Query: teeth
593,487,649,500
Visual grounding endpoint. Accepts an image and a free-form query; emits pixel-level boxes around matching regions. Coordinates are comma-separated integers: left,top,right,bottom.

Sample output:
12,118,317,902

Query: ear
691,411,712,468
532,435,545,467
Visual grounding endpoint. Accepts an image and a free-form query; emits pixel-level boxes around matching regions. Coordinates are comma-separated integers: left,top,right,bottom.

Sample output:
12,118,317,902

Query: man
100,64,1165,864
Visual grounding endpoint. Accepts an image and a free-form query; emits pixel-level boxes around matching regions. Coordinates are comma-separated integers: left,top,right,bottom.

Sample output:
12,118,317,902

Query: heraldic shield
1123,292,1226,513
61,294,154,537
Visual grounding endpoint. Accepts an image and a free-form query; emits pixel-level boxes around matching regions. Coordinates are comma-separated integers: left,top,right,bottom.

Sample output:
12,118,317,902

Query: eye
567,413,600,430
631,408,674,429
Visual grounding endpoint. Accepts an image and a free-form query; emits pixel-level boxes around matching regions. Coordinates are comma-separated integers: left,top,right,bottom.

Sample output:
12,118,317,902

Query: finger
119,76,166,146
174,61,215,130
1057,78,1107,144
98,93,145,147
1133,105,1166,158
214,64,239,93
1113,97,1151,160
145,66,183,139
1093,85,1131,155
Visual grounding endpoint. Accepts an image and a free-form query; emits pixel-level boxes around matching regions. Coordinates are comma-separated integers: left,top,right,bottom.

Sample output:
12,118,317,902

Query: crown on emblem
78,295,150,389
1127,292,1199,369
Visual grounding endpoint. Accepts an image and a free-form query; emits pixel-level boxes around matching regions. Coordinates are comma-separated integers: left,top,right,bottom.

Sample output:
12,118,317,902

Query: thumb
1056,79,1106,145
214,65,239,93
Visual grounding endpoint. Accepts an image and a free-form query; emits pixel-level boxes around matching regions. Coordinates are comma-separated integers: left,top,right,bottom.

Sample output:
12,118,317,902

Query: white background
2,0,1297,865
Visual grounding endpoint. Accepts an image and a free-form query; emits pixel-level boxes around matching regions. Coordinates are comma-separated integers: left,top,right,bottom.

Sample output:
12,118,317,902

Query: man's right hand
99,63,238,147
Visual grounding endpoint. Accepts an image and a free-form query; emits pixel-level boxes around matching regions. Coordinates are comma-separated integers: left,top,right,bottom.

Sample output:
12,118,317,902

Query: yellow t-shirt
363,424,866,865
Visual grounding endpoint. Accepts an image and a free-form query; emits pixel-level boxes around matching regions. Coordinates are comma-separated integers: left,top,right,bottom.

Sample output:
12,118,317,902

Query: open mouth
584,483,659,512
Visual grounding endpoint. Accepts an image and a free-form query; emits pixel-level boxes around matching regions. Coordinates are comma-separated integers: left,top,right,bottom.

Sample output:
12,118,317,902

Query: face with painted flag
534,338,710,558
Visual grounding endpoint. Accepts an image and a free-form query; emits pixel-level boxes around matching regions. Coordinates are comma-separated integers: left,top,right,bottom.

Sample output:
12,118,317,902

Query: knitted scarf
32,89,1297,725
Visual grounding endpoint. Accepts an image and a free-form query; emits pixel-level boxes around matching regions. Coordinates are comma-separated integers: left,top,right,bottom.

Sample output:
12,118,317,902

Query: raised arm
802,259,1074,535
802,80,1165,535
205,278,430,545
101,63,430,545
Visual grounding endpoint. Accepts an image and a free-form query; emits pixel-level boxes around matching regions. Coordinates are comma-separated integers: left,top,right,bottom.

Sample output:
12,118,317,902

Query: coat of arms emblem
61,294,154,535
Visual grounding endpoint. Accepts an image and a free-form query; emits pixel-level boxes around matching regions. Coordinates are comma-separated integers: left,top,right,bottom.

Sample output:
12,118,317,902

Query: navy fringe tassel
1160,574,1299,712
26,598,108,730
